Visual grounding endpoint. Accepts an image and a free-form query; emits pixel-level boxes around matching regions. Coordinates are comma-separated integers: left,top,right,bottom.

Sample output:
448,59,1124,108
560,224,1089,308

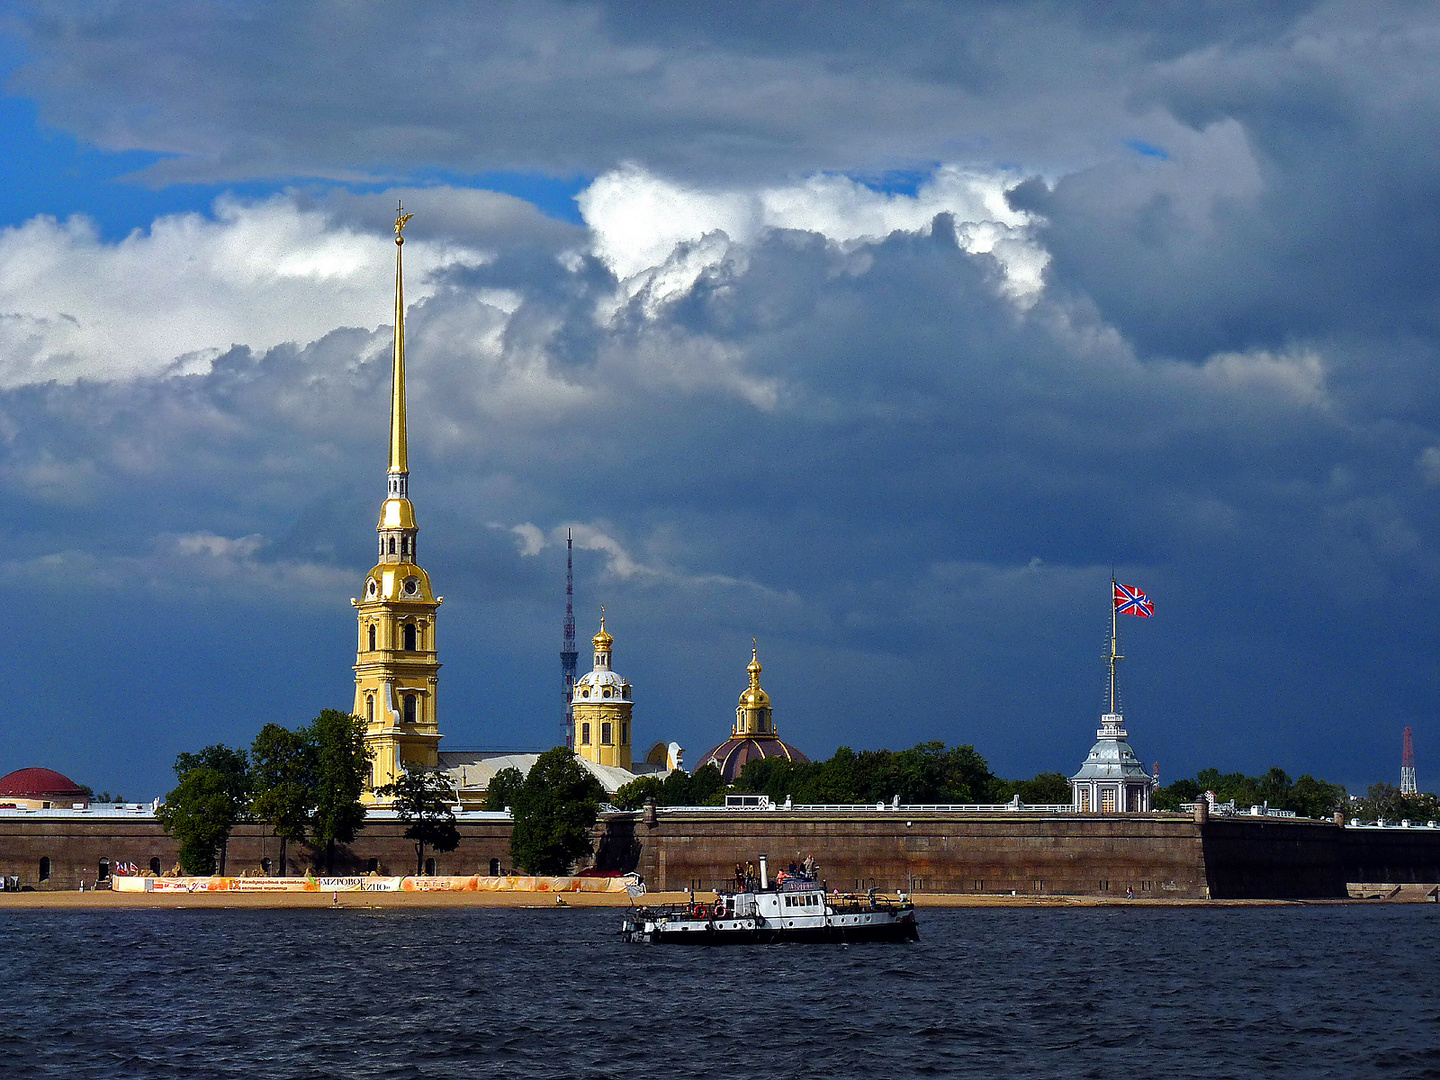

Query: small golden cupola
352,204,443,800
572,610,634,770
735,647,774,736
696,642,809,784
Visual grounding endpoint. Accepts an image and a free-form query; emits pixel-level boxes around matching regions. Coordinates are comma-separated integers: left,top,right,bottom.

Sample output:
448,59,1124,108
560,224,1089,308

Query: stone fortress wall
6,807,1440,897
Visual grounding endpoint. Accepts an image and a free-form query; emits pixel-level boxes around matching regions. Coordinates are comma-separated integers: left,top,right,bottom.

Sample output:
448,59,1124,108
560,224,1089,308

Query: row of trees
156,709,371,875
1153,767,1347,819
1348,782,1440,823
610,742,1071,809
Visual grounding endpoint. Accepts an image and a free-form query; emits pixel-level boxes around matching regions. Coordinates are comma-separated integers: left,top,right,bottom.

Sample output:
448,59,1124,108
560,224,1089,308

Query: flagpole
1109,576,1120,715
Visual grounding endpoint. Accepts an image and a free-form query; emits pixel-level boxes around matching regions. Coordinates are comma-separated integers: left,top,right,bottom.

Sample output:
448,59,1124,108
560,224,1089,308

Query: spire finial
388,204,410,476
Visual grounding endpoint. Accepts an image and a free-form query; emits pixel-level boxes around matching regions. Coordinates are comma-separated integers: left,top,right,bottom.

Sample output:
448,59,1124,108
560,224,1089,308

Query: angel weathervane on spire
394,201,413,241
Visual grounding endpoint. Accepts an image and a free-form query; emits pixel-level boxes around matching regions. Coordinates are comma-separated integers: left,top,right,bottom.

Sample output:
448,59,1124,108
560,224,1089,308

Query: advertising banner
113,874,632,893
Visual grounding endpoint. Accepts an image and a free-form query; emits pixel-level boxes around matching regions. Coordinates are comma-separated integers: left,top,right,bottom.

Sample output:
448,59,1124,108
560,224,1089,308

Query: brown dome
696,737,809,784
0,767,89,799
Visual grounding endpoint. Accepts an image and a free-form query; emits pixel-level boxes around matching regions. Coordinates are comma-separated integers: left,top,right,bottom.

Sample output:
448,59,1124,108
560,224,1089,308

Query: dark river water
3,905,1437,1078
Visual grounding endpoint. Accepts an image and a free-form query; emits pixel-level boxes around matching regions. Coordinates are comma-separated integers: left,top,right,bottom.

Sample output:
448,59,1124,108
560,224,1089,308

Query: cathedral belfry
351,205,442,799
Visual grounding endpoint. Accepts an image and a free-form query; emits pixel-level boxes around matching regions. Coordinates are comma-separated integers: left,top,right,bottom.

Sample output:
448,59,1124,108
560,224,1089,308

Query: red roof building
0,767,90,809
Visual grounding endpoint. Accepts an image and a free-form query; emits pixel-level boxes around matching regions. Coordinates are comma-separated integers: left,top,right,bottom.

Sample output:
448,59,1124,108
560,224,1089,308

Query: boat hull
623,912,918,945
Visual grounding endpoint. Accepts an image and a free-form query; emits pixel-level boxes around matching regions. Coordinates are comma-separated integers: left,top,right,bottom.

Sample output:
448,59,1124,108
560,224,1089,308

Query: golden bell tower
352,204,442,799
572,611,634,769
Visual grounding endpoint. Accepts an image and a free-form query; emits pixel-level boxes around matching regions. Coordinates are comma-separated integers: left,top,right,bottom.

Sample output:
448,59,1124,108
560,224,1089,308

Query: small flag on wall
1114,582,1153,617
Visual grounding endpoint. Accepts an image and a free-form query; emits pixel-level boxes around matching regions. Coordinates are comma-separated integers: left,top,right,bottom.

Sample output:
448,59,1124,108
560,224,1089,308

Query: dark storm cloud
4,0,1440,798
1014,4,1440,365
6,1,1327,184
10,189,1436,793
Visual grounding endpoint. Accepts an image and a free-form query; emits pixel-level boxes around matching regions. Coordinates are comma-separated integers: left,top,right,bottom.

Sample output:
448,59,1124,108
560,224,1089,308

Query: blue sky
1,1,1437,799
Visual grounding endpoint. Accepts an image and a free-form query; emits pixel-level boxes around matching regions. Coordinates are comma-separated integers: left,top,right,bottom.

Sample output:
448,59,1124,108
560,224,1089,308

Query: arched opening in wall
367,858,379,873
368,624,377,651
424,857,436,876
404,695,417,724
149,857,161,875
39,856,50,882
388,537,397,555
366,695,375,723
261,858,271,875
97,858,110,881
401,536,408,556
403,623,416,651
489,858,500,876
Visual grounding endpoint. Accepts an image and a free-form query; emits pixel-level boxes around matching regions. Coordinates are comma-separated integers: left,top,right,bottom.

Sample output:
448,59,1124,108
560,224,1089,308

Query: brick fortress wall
0,816,513,891
4,810,1437,897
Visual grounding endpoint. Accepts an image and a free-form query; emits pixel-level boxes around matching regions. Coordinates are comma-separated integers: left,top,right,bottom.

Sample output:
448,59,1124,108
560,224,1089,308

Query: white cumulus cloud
578,163,1048,306
0,195,486,388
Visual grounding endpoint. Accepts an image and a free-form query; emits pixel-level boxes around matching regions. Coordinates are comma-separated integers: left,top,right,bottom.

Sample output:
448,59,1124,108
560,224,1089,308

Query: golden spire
389,202,412,476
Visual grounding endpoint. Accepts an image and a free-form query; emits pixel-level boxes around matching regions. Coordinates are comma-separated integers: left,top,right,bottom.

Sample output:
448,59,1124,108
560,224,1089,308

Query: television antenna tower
561,529,579,749
1401,727,1417,795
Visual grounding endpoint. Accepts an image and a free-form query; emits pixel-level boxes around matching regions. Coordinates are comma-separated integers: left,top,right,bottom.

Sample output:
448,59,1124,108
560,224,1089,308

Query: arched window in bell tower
366,695,375,723
368,624,377,651
403,623,416,651
404,694,417,724
389,537,397,555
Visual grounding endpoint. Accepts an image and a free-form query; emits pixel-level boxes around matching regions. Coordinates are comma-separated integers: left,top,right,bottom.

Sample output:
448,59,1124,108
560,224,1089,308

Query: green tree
612,763,728,810
1012,772,1073,805
1351,782,1439,824
732,742,998,805
510,747,605,874
485,766,525,812
155,745,251,875
307,709,371,873
250,723,317,876
376,767,461,875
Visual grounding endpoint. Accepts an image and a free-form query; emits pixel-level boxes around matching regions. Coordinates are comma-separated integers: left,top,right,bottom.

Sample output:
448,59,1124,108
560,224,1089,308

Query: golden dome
592,612,613,651
738,646,770,707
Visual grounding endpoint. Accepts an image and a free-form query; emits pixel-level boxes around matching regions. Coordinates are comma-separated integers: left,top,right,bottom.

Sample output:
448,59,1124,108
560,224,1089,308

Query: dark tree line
1154,767,1347,819
613,744,1071,810
157,709,371,875
1348,782,1439,824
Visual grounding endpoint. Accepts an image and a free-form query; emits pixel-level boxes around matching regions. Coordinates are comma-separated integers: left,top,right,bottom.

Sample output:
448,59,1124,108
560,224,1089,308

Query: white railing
1181,802,1299,819
662,799,1076,813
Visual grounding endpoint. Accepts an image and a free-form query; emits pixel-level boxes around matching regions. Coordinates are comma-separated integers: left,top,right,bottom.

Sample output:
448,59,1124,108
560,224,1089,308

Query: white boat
622,855,918,944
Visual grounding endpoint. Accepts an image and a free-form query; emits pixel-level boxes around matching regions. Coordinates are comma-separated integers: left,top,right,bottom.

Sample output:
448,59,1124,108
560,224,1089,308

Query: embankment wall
4,811,1438,898
0,817,512,891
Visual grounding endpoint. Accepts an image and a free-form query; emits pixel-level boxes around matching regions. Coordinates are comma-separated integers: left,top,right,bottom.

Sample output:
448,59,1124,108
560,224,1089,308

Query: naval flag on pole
1114,582,1154,617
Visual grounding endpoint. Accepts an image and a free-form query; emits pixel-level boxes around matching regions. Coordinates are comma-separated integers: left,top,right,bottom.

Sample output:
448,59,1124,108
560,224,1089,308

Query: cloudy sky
2,1,1437,799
